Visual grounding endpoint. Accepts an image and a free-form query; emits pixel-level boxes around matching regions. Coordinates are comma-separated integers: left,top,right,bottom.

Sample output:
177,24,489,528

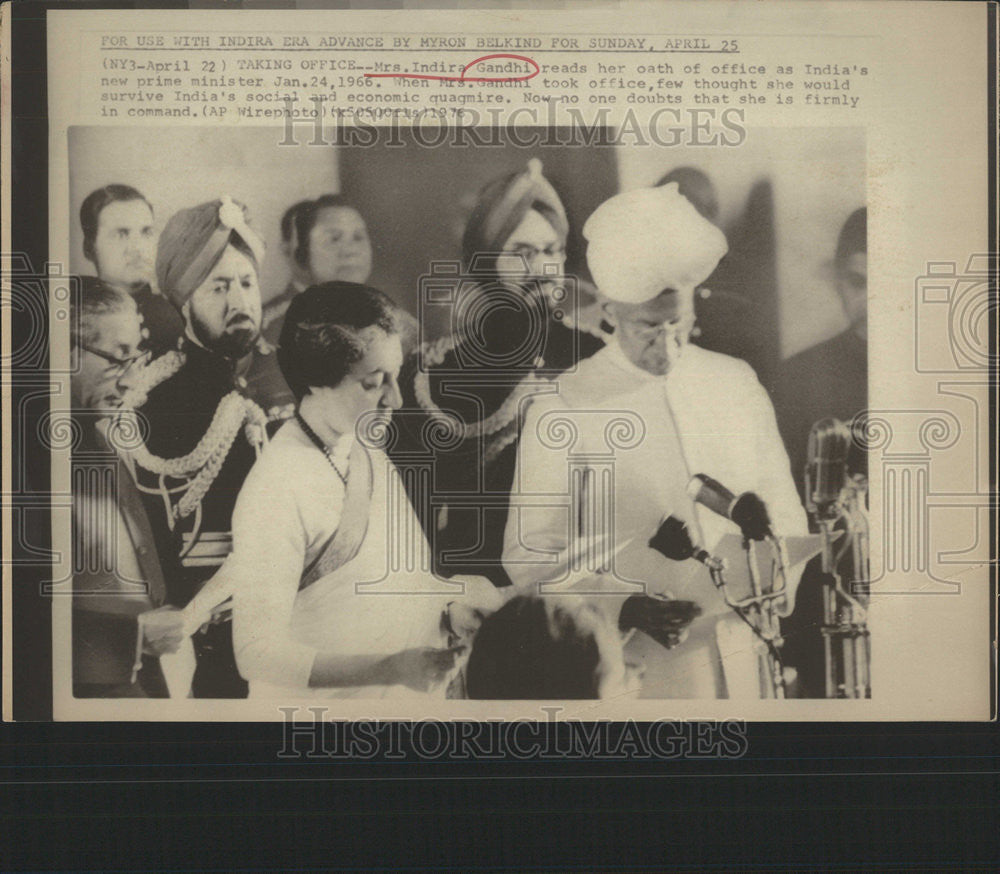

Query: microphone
805,418,851,517
649,515,725,572
687,474,774,542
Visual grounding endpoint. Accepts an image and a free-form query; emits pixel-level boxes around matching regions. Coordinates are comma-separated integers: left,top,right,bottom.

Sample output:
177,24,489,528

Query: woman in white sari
229,282,500,698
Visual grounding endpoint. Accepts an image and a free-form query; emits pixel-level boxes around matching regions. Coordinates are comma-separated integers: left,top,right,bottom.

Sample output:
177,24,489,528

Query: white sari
231,419,461,699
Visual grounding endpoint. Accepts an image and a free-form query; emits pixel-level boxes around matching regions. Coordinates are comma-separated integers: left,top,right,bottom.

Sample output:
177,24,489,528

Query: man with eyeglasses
391,159,608,588
503,184,807,699
70,277,187,698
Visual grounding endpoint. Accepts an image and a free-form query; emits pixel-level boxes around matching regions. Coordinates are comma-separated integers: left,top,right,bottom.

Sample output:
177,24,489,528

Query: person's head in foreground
463,158,570,311
277,282,403,435
833,207,867,341
80,184,157,293
292,194,373,287
70,276,149,413
585,183,729,376
155,196,266,360
465,595,640,700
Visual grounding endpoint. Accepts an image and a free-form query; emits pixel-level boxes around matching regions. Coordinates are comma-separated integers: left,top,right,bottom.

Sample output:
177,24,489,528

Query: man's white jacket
503,341,808,698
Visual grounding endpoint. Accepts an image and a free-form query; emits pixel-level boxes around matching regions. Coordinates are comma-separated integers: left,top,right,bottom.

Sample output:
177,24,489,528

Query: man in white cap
502,183,807,699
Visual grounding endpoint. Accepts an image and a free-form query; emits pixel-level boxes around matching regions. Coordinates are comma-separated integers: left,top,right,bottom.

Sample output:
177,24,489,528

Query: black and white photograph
2,2,996,872
63,123,870,706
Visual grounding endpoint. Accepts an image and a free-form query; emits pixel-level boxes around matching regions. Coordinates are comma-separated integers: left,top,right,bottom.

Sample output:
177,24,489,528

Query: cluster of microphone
649,472,776,571
644,420,862,700
804,418,853,519
651,416,856,568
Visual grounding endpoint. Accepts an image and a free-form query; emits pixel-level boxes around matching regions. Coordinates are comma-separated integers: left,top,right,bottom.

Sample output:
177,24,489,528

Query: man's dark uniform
392,303,604,587
138,339,264,697
774,328,867,486
133,283,184,357
135,195,271,698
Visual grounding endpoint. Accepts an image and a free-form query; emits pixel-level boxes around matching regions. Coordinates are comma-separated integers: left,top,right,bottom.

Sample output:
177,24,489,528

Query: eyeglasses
81,344,151,380
623,319,689,343
502,243,567,263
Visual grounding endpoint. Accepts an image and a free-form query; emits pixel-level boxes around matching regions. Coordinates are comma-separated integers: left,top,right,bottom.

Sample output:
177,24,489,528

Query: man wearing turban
503,184,808,699
391,159,606,588
130,196,270,698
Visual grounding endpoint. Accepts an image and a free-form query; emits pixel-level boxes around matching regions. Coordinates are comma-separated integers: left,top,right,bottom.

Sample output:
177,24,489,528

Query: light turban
462,158,569,267
156,196,266,310
583,183,728,305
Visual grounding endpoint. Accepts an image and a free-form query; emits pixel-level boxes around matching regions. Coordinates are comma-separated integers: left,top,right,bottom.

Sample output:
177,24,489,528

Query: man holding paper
69,277,188,698
503,183,809,698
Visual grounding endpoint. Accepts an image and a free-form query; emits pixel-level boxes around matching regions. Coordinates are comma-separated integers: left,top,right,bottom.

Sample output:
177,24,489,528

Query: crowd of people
68,160,867,701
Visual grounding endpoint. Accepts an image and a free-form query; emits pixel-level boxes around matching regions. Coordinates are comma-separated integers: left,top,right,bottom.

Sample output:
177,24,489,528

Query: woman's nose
339,238,366,258
383,378,403,410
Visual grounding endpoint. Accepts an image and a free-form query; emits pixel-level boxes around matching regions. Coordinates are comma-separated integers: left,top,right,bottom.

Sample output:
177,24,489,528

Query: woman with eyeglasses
390,159,608,588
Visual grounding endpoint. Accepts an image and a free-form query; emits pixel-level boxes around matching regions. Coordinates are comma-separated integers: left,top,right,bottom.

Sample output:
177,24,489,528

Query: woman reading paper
229,282,501,698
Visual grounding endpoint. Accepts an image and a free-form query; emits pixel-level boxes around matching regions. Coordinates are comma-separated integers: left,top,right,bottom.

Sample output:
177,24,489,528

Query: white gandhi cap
583,182,729,305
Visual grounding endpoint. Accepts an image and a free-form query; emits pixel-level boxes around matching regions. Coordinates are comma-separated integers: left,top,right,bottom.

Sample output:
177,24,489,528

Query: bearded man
129,196,270,697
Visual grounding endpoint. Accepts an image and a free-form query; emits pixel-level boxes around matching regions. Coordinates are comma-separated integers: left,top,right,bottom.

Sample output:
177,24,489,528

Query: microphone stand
648,513,788,698
809,472,871,700
709,538,789,699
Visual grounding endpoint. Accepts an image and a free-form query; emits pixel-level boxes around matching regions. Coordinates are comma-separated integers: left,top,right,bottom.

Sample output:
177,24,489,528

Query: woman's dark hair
80,184,152,263
277,281,398,401
835,207,867,269
465,596,602,699
292,194,365,269
280,200,312,246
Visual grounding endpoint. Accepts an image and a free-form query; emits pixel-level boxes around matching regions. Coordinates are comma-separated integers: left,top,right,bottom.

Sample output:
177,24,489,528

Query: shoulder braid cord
114,350,268,547
413,314,607,462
